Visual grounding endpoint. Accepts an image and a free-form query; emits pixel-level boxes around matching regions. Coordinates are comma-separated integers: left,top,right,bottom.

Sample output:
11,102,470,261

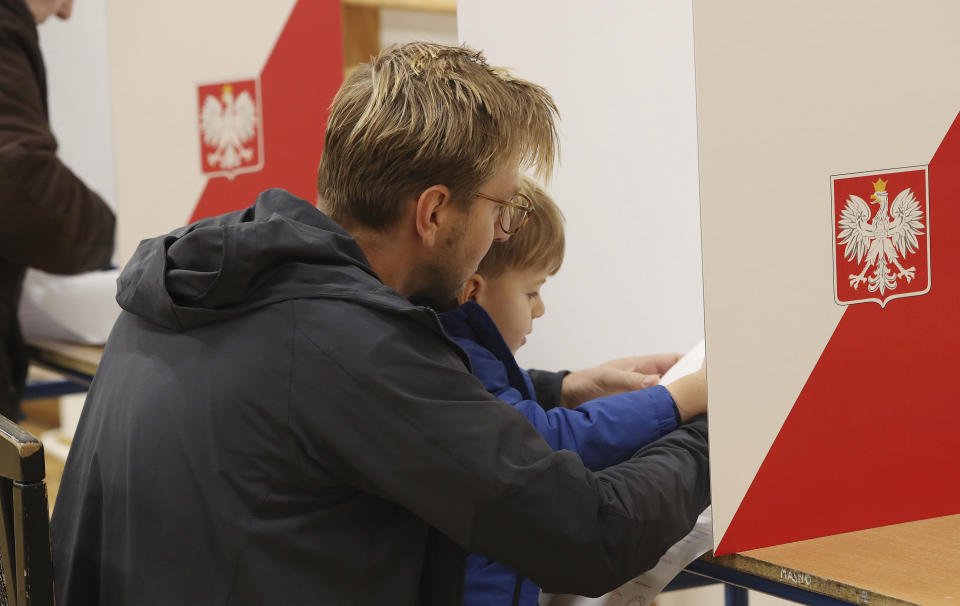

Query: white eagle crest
837,177,925,295
200,84,257,172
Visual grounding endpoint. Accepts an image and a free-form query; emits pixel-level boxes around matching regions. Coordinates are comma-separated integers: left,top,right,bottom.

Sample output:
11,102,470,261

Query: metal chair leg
724,584,749,606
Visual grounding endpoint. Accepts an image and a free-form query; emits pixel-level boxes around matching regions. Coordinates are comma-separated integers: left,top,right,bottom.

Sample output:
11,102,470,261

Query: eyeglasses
474,191,535,234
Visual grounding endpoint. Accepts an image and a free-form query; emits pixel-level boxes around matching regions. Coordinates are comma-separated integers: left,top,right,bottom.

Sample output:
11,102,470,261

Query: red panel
189,0,342,221
197,79,263,178
717,111,960,555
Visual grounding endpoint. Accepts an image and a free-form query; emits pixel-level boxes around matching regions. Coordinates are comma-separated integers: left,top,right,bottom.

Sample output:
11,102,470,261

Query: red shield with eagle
832,167,930,307
197,78,264,179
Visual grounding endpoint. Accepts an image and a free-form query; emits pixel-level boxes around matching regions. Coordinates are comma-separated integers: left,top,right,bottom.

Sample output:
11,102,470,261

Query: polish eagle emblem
836,177,926,296
199,83,258,174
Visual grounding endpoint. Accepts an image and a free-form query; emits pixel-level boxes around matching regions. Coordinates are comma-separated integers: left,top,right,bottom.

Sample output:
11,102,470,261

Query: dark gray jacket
51,189,709,605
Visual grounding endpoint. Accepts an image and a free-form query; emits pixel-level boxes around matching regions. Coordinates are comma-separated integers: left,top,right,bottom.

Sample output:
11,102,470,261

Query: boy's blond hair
318,42,560,230
477,175,565,278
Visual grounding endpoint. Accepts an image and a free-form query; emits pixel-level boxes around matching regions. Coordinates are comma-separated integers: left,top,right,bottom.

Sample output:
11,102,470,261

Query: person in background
0,0,115,419
439,175,705,606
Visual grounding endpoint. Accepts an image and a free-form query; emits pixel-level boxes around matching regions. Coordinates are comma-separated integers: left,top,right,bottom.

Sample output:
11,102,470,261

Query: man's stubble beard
411,222,475,303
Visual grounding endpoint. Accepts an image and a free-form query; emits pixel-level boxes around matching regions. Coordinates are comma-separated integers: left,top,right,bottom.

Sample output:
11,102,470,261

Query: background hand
598,354,682,376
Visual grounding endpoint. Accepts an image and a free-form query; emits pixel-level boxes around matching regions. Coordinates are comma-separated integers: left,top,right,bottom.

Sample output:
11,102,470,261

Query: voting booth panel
457,1,705,371
463,0,960,556
695,0,960,554
104,0,342,263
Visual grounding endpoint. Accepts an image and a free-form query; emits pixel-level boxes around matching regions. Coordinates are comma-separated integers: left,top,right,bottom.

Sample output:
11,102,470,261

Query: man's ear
414,184,454,247
458,274,485,306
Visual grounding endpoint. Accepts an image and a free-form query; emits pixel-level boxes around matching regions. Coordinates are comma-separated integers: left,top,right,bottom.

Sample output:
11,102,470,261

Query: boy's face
472,266,550,354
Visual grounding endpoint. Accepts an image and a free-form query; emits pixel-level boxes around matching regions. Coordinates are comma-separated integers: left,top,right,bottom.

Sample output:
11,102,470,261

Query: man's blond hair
317,42,559,229
477,175,565,278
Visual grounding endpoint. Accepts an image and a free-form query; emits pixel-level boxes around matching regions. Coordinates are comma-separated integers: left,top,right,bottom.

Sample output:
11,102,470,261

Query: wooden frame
341,0,457,76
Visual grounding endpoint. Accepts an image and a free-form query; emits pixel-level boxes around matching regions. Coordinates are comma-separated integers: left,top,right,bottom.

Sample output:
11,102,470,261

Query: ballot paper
660,339,704,386
18,269,122,345
540,340,710,606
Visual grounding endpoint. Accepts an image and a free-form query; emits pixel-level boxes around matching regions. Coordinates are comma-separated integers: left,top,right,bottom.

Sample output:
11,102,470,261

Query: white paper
18,268,121,345
540,507,714,606
660,339,705,386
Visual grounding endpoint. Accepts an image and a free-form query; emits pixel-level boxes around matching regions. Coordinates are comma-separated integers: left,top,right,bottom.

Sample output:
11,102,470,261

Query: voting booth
696,0,960,555
44,0,343,264
462,0,960,557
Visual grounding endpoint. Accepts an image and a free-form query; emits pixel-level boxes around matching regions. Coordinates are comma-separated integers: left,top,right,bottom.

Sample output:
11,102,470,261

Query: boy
438,176,702,606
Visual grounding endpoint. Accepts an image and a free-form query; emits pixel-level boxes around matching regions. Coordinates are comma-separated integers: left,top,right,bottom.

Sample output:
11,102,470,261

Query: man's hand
559,354,682,409
664,364,707,423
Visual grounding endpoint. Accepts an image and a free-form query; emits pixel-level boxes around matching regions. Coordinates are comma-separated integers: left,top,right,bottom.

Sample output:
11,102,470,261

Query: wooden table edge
693,552,920,606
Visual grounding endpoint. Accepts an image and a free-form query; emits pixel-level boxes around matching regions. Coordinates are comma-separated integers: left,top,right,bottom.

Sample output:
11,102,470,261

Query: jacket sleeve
291,305,710,598
502,384,679,471
0,15,115,274
526,368,567,409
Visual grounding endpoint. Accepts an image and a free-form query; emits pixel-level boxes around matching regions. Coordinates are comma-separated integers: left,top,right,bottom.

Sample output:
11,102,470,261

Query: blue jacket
439,302,680,606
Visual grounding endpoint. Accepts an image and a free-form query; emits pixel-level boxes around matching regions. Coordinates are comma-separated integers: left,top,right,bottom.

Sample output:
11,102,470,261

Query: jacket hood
117,189,404,331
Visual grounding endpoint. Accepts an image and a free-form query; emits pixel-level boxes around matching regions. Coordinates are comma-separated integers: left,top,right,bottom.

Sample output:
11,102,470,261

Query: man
0,0,115,420
52,43,709,605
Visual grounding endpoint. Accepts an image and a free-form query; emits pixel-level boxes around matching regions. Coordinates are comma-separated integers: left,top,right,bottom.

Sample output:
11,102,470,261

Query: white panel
38,0,116,212
106,0,297,264
459,1,703,371
694,0,960,546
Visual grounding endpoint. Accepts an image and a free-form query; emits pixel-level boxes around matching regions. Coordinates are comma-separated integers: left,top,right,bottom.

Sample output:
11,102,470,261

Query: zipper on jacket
511,574,523,606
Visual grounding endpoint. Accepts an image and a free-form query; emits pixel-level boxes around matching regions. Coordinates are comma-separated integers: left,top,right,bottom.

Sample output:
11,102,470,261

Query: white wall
458,1,704,372
37,0,116,211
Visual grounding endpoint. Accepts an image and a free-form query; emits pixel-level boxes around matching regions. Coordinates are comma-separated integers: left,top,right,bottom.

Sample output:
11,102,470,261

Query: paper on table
18,268,122,345
539,507,714,606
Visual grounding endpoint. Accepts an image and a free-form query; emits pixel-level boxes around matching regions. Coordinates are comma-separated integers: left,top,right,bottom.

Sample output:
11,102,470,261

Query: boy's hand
664,363,707,422
559,354,681,409
598,354,682,376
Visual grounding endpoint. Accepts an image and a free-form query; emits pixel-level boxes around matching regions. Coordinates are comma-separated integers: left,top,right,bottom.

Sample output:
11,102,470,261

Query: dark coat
0,0,115,418
51,189,710,605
